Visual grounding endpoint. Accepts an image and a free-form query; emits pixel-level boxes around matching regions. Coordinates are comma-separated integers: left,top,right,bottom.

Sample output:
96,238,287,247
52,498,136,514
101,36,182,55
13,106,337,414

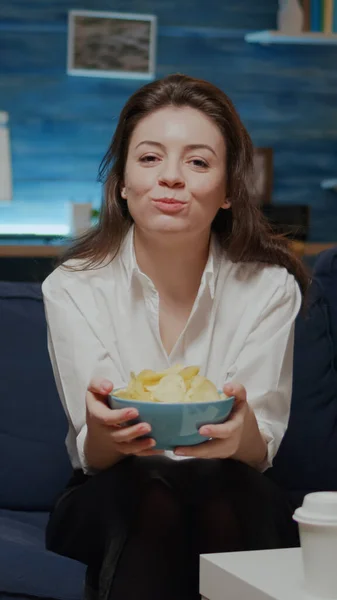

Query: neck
134,227,211,303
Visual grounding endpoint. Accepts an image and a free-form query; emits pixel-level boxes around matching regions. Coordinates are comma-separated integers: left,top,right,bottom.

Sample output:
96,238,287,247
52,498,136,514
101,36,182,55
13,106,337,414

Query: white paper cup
293,492,337,598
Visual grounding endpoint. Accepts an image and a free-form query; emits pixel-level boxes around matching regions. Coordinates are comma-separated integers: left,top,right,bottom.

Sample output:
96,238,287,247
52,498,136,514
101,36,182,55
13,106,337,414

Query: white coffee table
200,547,326,600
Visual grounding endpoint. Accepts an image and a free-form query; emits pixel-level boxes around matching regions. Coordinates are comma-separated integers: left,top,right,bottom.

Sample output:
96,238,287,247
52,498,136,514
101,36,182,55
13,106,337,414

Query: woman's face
121,105,230,237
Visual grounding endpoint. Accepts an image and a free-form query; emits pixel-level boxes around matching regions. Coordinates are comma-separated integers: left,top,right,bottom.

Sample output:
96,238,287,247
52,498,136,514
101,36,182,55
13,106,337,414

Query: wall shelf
245,30,337,45
321,178,337,191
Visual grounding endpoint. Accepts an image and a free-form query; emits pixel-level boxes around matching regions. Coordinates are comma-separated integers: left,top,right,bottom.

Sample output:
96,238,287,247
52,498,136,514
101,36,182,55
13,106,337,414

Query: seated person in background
42,73,309,600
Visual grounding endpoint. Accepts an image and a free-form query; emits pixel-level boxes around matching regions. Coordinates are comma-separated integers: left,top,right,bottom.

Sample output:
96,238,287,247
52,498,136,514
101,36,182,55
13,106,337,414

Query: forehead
129,105,225,150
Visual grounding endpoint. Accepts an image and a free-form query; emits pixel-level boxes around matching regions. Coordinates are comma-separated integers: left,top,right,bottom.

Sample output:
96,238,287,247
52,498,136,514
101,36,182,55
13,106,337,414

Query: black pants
46,456,300,600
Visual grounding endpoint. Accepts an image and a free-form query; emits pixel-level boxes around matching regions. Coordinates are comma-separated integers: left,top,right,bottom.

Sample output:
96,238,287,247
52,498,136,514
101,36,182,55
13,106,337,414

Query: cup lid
293,492,337,526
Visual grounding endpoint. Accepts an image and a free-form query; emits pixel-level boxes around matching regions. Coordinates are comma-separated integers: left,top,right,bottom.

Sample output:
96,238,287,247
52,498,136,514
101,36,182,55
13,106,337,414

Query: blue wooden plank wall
0,0,336,239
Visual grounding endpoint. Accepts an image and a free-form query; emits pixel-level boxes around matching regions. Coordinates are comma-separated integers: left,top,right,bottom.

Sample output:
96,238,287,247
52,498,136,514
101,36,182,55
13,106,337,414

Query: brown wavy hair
61,73,309,297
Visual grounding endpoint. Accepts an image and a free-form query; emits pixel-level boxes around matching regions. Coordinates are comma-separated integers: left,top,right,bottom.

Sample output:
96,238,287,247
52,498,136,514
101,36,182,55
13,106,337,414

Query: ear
221,198,231,210
120,186,127,199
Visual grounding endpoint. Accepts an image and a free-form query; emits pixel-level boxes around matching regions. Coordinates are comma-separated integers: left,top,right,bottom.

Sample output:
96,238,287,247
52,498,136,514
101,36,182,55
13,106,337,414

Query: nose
158,159,184,188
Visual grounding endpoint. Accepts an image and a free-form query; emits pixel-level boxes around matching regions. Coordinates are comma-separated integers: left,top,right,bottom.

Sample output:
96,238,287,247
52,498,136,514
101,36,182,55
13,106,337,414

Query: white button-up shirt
42,226,301,473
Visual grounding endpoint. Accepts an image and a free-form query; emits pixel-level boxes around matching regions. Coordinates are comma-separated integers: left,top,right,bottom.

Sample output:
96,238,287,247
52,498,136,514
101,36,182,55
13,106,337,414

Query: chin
145,215,191,234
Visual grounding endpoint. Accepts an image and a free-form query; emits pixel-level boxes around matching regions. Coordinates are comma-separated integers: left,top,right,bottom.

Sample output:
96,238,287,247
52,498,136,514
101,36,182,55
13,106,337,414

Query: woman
43,73,309,600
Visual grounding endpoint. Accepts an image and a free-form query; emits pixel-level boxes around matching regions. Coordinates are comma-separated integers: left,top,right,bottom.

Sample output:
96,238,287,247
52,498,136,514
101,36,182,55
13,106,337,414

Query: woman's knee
135,479,183,539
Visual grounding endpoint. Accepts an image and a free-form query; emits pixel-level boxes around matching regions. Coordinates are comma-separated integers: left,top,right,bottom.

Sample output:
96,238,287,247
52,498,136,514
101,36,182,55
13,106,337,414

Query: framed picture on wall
250,147,274,205
67,10,157,80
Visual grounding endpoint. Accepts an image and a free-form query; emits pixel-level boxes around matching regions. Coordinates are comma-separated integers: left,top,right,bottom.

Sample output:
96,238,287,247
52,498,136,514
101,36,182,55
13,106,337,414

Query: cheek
191,175,226,207
124,164,156,196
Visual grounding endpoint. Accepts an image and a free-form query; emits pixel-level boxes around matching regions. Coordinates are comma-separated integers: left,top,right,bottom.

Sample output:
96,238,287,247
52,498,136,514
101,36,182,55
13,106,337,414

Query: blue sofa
1,248,337,600
0,284,86,600
267,248,337,499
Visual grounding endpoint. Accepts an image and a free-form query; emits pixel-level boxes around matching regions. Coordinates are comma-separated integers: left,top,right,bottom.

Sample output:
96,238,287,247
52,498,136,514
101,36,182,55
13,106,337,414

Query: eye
139,154,159,164
190,158,209,169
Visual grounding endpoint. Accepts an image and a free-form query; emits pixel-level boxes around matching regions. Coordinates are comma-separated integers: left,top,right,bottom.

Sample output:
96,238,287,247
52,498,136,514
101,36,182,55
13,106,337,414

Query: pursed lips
151,197,187,204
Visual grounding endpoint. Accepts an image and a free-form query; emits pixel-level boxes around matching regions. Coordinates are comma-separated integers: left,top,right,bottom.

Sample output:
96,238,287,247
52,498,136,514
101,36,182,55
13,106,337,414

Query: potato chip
115,371,152,401
179,365,199,380
179,366,200,389
114,365,224,403
113,389,133,399
137,369,163,386
151,374,186,403
163,364,184,376
187,378,219,403
188,374,206,389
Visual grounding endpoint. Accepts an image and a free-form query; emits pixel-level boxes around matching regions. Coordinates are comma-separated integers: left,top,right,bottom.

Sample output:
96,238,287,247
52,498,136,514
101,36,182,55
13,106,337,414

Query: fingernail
200,427,211,436
174,450,185,456
225,385,234,393
127,409,138,418
140,424,151,433
101,380,111,392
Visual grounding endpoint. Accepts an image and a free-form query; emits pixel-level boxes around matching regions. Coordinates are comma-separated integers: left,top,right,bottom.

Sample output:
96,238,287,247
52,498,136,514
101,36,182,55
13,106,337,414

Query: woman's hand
84,378,163,470
174,383,268,469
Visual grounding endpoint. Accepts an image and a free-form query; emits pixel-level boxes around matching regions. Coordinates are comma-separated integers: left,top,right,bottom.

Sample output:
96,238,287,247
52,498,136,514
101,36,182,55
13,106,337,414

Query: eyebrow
135,140,217,157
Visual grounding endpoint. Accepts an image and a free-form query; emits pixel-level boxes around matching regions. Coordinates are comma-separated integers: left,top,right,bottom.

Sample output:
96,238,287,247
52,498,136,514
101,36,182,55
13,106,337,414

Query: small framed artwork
250,147,274,205
67,10,157,80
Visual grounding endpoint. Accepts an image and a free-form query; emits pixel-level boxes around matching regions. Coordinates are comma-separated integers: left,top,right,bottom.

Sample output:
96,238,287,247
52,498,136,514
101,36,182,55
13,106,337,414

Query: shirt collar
120,225,219,299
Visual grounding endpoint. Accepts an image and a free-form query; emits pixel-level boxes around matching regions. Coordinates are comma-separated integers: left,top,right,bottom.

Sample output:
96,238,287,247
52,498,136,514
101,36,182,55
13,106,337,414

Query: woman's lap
46,454,299,564
46,456,299,599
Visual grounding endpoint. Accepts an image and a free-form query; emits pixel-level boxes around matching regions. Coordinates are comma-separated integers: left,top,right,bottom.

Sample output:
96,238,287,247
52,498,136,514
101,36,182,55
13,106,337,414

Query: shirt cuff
256,426,276,472
76,424,97,475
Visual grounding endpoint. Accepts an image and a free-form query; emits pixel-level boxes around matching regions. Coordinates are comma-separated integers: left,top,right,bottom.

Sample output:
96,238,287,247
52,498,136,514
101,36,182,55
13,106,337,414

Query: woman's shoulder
42,258,115,296
222,259,302,321
258,262,297,290
224,256,299,296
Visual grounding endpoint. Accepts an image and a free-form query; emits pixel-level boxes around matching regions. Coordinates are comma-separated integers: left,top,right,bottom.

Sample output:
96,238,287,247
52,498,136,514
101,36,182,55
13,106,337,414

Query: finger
138,449,165,456
86,380,113,412
174,438,233,459
111,422,151,443
88,400,139,427
223,383,247,404
117,437,157,455
199,407,245,438
88,378,114,396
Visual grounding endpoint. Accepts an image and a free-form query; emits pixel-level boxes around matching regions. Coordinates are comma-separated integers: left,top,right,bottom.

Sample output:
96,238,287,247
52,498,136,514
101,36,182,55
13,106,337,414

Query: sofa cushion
0,509,85,600
268,270,337,492
0,282,72,510
0,595,39,600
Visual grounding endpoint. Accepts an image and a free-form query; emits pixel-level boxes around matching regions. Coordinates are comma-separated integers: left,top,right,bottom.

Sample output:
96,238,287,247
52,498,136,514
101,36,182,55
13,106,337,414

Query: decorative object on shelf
67,10,157,80
309,0,324,32
324,0,335,33
249,148,274,206
302,0,311,30
69,202,93,236
0,111,12,203
301,0,337,33
307,0,336,33
321,178,337,191
277,0,304,34
246,0,337,43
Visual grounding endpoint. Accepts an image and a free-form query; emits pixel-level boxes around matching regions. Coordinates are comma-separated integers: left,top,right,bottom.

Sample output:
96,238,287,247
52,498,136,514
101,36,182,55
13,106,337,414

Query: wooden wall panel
0,0,336,241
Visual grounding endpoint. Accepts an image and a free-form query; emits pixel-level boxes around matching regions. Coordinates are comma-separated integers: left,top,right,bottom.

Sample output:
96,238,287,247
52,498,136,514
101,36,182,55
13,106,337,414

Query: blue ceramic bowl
108,392,235,450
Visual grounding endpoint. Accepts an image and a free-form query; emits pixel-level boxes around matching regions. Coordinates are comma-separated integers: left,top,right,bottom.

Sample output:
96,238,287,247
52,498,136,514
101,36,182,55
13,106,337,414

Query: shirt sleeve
42,270,124,473
228,273,302,472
